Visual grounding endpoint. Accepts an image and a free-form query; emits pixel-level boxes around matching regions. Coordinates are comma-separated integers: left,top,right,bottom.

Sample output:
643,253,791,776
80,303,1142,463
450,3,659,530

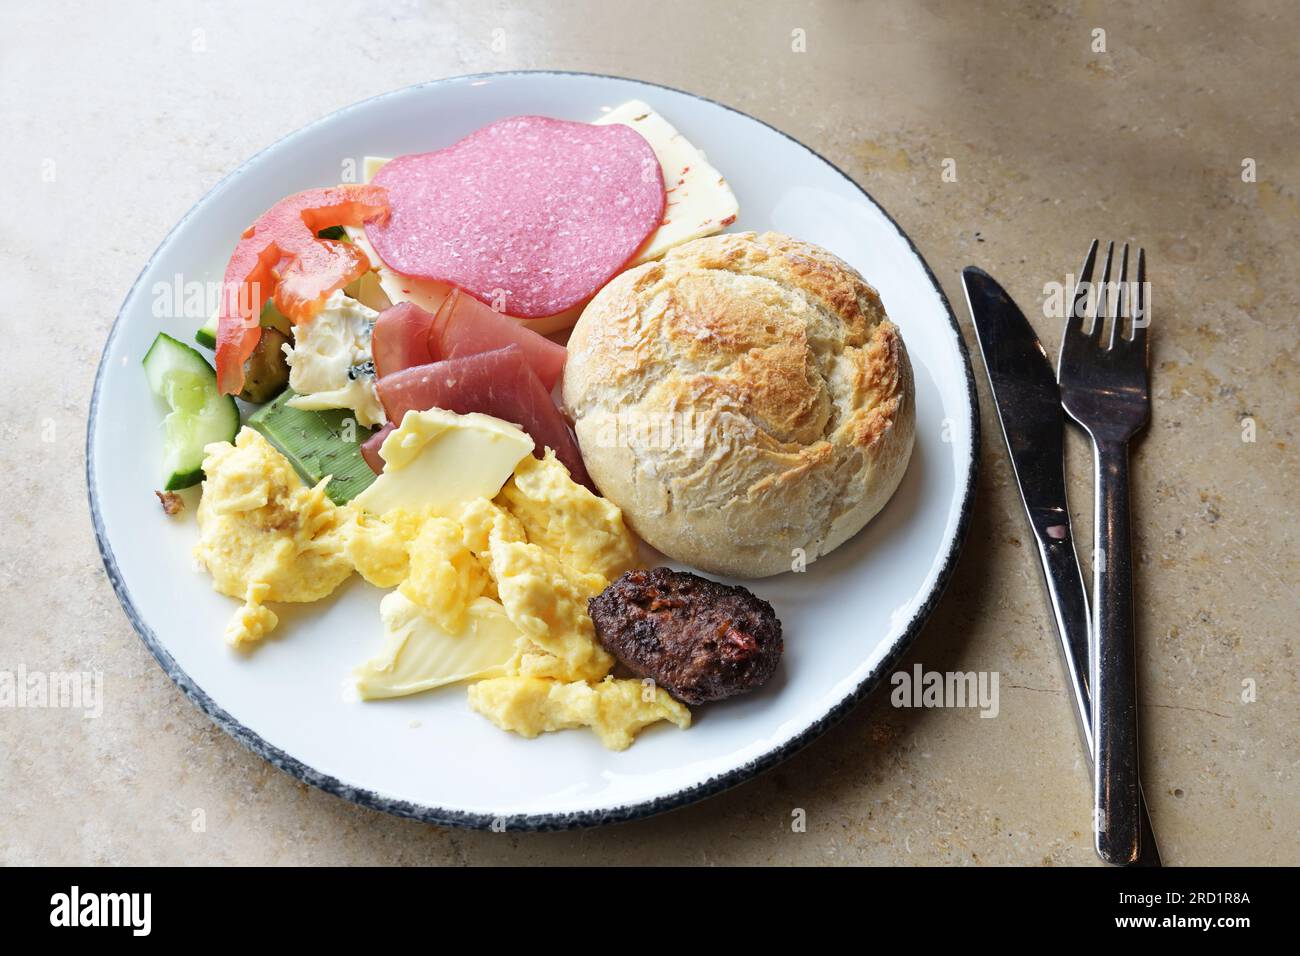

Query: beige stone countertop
2,0,1296,866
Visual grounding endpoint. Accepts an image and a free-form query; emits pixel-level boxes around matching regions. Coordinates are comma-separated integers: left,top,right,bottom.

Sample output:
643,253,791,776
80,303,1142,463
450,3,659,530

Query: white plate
88,72,978,829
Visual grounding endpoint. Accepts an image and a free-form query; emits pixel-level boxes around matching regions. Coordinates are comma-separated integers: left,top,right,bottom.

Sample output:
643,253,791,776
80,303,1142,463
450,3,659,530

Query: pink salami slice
365,116,665,318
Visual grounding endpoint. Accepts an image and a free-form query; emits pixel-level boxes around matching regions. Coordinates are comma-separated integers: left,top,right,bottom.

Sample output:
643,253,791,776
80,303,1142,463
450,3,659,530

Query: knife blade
961,266,1161,866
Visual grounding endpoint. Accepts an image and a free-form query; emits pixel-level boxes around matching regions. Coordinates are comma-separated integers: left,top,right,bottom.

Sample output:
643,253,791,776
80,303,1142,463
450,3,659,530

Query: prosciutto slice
360,423,394,475
430,289,568,392
370,302,435,380
369,290,568,391
372,345,592,489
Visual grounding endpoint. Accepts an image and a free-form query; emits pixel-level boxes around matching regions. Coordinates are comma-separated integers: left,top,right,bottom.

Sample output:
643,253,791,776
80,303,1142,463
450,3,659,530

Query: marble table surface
2,0,1295,865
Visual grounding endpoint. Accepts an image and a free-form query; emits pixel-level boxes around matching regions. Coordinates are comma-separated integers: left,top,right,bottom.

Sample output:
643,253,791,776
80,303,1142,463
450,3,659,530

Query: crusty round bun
562,231,915,579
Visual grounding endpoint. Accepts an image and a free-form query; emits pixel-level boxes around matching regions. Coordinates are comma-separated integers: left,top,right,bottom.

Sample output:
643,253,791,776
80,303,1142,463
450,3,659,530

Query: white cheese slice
343,215,449,323
352,407,534,515
594,99,740,264
354,592,519,699
362,155,389,183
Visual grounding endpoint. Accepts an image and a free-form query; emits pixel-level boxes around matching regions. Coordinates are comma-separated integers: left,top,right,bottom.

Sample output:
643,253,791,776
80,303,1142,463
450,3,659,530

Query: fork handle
1092,438,1142,865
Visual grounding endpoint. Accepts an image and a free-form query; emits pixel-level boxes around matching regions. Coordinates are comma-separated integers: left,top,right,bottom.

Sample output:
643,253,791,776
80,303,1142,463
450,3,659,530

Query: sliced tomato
216,185,389,395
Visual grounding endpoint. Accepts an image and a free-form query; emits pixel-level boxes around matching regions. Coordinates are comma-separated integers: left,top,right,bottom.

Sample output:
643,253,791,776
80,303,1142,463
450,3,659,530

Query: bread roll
562,232,914,578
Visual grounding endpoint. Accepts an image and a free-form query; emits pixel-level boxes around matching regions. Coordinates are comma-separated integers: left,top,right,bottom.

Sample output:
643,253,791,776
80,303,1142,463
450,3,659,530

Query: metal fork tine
1109,243,1129,350
1066,239,1099,341
1093,241,1114,344
1131,247,1149,352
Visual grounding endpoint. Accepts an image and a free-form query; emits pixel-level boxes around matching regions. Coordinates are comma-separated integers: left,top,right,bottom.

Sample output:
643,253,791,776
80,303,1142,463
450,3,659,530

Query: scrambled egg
487,531,613,682
343,508,419,589
499,453,638,581
194,412,689,750
193,428,352,646
345,448,683,748
467,676,690,751
400,515,490,633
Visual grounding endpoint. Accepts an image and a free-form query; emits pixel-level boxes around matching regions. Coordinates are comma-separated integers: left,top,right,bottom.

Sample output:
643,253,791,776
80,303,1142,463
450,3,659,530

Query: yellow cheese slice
352,408,534,515
354,592,519,699
594,100,740,264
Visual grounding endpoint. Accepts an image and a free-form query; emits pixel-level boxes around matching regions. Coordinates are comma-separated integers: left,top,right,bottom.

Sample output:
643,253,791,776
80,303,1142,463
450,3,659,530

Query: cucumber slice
142,333,240,489
195,299,290,351
248,389,377,505
195,314,217,349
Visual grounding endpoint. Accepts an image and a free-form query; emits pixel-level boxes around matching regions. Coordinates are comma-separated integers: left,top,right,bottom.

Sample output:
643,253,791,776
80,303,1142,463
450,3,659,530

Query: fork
1057,239,1150,865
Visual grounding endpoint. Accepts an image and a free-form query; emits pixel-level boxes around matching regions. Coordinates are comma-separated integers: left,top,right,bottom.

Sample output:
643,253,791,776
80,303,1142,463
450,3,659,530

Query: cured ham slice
430,289,568,392
374,346,592,489
360,423,394,475
364,116,664,318
370,303,435,380
369,290,568,391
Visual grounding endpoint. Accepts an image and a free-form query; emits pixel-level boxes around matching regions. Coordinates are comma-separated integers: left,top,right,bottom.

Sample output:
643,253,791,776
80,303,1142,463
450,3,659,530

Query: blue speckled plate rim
86,70,980,832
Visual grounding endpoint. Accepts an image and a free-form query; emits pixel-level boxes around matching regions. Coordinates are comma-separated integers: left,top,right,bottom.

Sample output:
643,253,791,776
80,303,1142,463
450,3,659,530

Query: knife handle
1092,439,1142,866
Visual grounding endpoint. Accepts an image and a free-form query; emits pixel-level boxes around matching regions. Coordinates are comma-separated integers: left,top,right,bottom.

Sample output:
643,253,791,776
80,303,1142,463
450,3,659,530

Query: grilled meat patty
589,567,782,705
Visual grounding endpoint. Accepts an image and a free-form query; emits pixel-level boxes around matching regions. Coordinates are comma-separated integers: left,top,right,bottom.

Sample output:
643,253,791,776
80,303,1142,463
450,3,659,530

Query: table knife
961,266,1161,866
